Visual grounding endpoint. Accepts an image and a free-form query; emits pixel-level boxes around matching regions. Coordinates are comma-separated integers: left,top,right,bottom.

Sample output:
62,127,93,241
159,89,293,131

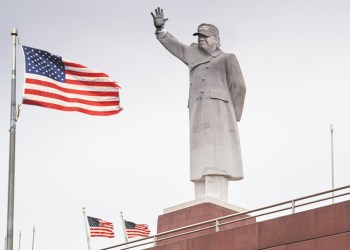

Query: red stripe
126,229,150,238
90,228,114,233
127,233,150,238
90,230,114,233
90,231,115,238
23,99,122,116
127,232,150,236
25,78,119,97
65,79,120,88
66,70,109,77
63,61,87,68
127,230,150,234
24,89,120,106
90,235,115,238
90,228,114,232
100,223,114,227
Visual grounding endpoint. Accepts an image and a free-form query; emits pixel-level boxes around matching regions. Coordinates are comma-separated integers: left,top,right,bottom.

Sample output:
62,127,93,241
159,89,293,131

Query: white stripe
23,95,121,111
25,84,120,102
26,74,119,92
65,74,114,82
64,65,108,74
62,58,112,76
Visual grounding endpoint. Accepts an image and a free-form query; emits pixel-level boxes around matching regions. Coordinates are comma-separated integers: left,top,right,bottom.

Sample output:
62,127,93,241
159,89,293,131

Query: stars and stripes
124,220,150,238
22,46,122,116
87,216,115,238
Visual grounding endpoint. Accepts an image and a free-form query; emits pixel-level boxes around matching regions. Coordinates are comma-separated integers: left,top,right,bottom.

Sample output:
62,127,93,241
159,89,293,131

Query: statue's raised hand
151,7,168,30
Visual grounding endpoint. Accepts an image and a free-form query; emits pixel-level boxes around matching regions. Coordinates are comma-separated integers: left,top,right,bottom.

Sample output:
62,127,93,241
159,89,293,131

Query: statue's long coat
157,32,246,181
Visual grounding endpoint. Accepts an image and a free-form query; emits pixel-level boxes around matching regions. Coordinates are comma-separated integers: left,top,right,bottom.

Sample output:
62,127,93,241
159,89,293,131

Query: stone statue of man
151,7,246,202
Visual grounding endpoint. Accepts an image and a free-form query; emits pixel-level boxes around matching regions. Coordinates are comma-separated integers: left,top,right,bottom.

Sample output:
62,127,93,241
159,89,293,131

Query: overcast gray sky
1,0,350,249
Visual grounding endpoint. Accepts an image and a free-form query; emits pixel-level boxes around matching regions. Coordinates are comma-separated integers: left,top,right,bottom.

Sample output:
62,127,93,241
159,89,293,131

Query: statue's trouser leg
194,175,228,202
194,180,205,199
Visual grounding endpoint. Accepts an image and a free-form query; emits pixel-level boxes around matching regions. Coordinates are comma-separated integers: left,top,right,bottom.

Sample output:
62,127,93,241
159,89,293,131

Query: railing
101,184,350,250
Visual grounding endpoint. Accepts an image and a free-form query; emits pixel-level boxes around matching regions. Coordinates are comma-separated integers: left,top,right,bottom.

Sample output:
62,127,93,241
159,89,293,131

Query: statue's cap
193,23,219,37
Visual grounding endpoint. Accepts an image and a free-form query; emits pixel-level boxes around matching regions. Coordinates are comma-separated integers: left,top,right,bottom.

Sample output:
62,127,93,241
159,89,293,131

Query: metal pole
330,124,335,204
31,226,35,250
120,212,128,244
82,208,91,250
17,231,21,250
6,27,18,250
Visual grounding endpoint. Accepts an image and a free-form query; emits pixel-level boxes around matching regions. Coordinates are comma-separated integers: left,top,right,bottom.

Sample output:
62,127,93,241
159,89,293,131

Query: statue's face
198,34,218,53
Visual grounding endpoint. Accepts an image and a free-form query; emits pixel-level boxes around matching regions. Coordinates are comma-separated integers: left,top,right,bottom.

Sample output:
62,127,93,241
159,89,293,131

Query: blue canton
87,216,100,227
23,46,65,82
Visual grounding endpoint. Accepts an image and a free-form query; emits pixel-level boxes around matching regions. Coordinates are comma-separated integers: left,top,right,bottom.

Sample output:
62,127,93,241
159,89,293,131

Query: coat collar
189,45,224,70
209,48,223,58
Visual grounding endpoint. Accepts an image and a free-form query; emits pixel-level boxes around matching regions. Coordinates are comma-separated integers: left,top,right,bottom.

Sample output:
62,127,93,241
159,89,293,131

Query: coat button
202,77,206,81
200,90,204,93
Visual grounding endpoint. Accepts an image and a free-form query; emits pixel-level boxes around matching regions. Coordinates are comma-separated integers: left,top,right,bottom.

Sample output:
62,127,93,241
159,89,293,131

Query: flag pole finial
11,28,18,36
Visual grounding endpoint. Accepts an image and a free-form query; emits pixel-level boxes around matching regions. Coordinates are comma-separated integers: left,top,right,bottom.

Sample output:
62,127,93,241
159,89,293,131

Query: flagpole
83,207,91,250
31,226,35,250
6,27,18,250
120,212,128,244
330,124,335,204
17,231,20,250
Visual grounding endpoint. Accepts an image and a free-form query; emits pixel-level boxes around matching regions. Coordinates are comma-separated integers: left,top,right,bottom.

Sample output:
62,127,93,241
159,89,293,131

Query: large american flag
22,46,122,116
87,216,115,238
124,220,150,238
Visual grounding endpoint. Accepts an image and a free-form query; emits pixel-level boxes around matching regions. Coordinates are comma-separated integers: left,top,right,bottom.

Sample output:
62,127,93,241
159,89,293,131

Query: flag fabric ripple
22,46,122,116
87,216,115,238
125,220,150,238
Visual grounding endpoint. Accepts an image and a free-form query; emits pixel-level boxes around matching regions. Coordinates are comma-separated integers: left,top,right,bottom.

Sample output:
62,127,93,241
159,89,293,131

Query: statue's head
193,23,221,53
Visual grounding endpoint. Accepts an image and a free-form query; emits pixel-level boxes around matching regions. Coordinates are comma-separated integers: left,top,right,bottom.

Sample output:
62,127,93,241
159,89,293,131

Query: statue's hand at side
151,7,168,31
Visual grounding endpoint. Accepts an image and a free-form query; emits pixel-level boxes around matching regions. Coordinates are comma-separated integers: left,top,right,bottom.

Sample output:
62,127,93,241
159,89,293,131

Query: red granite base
147,200,350,250
156,200,255,245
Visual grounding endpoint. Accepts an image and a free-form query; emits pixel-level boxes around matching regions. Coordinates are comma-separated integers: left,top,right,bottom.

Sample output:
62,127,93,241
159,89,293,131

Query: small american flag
87,216,115,238
22,46,122,116
125,220,150,238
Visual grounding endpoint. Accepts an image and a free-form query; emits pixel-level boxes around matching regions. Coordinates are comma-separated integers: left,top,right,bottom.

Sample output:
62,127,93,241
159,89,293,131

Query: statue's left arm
226,54,246,122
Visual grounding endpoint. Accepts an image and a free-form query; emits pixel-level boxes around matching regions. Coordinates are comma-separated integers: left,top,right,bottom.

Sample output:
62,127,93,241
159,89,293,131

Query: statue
151,7,246,202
